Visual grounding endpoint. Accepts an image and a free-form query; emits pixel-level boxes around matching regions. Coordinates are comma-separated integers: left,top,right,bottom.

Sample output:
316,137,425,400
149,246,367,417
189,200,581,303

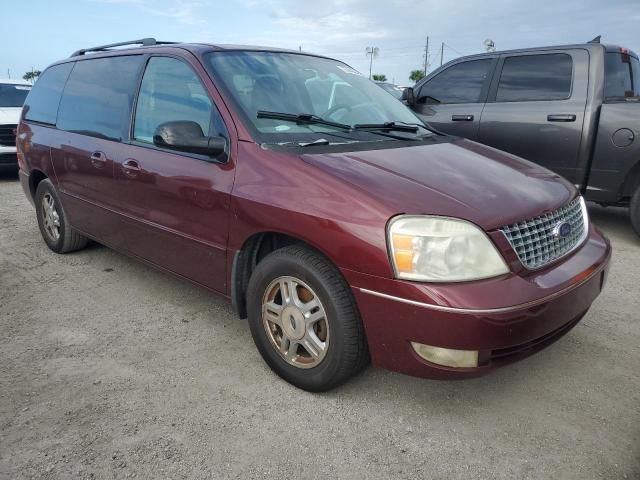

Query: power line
442,42,467,56
314,39,477,81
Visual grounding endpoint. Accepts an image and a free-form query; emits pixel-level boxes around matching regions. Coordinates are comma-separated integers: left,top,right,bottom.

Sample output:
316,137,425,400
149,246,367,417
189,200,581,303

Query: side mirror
153,121,226,158
421,95,441,105
401,87,416,106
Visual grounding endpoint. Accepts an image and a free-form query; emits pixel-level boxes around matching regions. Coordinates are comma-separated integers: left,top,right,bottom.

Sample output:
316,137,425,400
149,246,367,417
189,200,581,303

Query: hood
0,107,22,124
300,138,575,231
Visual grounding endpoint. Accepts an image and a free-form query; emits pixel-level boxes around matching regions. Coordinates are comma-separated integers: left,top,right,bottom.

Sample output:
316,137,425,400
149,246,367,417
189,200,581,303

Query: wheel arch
230,231,341,319
29,169,49,200
621,158,640,199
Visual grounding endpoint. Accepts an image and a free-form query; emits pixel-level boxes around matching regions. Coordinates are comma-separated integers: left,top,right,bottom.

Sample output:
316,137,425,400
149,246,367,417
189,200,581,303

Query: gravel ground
0,171,639,479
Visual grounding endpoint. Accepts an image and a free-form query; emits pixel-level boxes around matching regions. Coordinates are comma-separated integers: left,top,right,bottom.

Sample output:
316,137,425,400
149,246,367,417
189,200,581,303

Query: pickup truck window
418,59,492,104
604,52,640,101
496,54,572,102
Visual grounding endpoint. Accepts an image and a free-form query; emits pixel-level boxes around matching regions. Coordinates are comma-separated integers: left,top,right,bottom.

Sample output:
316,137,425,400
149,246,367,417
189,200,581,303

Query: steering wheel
324,104,352,122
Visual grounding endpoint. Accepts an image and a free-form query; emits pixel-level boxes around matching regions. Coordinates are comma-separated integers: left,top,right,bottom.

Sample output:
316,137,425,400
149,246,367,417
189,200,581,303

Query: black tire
35,179,88,253
631,186,640,238
246,245,369,392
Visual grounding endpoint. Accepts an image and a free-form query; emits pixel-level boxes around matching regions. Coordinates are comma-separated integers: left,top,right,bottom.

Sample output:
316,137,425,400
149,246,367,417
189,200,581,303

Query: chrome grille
500,197,588,269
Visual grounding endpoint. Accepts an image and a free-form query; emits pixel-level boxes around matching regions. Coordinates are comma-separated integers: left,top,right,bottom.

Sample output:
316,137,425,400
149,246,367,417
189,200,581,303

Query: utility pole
423,36,429,75
366,47,379,79
6,68,10,79
440,42,444,66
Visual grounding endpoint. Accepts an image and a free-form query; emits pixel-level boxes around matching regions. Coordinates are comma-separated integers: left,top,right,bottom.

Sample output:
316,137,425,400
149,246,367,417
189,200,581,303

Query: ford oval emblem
553,221,572,238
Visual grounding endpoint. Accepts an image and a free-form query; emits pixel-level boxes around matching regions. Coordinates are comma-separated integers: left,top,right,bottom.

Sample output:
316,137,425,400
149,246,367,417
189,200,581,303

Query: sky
2,0,639,85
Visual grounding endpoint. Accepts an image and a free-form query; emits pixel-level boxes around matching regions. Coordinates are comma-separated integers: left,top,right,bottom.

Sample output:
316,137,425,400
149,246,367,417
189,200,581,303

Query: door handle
89,151,107,168
451,114,474,121
547,114,576,122
122,158,141,177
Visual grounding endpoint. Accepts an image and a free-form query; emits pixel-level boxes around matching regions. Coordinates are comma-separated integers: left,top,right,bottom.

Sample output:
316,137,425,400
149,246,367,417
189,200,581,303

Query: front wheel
246,246,368,391
631,185,640,238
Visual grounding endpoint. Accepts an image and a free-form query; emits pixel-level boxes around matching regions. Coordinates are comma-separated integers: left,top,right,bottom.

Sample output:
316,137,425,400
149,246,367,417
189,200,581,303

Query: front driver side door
115,55,235,293
411,58,496,140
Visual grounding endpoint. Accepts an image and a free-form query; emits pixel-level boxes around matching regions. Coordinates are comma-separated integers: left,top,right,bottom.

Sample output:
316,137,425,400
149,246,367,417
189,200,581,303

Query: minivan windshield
0,83,31,107
604,51,640,101
205,51,430,143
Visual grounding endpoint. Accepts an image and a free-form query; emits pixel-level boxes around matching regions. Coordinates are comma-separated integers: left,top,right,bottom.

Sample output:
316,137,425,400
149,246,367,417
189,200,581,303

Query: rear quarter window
496,54,573,102
23,63,74,124
604,52,640,101
57,55,144,141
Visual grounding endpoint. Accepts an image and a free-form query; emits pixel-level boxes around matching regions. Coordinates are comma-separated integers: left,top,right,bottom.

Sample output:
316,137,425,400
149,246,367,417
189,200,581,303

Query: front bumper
342,227,611,379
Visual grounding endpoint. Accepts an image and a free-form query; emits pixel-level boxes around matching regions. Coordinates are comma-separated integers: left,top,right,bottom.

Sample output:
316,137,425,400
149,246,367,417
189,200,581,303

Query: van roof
62,38,638,69
68,38,327,59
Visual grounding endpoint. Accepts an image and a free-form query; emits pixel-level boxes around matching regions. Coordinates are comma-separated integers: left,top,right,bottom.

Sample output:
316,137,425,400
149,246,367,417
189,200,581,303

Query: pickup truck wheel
246,245,368,392
35,179,88,253
631,186,640,237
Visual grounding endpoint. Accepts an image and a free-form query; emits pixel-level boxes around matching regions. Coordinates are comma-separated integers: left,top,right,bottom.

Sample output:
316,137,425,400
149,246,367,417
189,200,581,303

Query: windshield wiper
257,111,434,142
257,111,352,131
352,121,420,133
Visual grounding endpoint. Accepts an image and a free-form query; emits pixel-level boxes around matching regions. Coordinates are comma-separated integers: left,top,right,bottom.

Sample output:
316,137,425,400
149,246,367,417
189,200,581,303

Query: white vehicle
0,79,31,172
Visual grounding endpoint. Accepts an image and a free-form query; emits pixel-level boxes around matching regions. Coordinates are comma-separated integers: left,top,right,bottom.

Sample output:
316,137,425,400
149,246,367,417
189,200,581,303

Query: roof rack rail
70,38,178,57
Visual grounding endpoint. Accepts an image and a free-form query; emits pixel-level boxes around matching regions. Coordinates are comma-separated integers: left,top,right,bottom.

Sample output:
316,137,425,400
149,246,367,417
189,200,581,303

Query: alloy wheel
41,193,61,242
261,276,329,369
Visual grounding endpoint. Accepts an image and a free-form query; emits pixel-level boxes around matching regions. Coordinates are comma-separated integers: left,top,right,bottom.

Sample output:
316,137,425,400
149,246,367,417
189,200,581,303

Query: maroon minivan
17,39,611,391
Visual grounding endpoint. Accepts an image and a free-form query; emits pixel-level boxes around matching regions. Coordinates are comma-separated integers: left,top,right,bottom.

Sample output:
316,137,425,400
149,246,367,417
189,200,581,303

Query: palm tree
372,74,387,82
22,70,42,84
409,70,425,83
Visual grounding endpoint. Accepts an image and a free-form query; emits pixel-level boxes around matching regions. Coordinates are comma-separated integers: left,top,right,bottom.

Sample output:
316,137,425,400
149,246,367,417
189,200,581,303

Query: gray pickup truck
403,42,640,235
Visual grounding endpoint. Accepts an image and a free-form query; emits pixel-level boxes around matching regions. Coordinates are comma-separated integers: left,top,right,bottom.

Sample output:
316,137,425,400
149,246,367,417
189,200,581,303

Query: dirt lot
0,171,638,480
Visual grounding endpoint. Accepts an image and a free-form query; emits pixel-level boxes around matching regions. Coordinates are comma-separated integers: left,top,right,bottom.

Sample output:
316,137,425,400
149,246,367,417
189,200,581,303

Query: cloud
82,0,639,83
141,0,204,26
234,0,399,62
237,0,639,83
90,0,204,25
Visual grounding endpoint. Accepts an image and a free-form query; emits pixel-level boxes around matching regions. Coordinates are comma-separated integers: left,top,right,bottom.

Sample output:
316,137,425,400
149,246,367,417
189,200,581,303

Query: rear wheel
35,179,88,253
631,186,640,237
246,245,368,391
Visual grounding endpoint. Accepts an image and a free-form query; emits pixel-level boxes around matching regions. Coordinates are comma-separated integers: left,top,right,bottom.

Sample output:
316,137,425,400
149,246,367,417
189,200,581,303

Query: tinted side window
57,56,143,141
419,59,492,104
496,54,572,102
134,57,225,144
604,52,640,101
24,63,73,124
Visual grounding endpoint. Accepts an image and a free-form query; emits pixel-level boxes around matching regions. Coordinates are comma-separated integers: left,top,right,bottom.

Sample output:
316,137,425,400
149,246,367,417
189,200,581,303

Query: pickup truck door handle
122,158,141,178
89,151,107,168
547,114,576,122
452,114,474,121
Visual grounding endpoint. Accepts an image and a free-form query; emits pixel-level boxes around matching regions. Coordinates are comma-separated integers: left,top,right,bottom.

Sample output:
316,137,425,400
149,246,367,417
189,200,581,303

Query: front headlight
388,215,509,282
